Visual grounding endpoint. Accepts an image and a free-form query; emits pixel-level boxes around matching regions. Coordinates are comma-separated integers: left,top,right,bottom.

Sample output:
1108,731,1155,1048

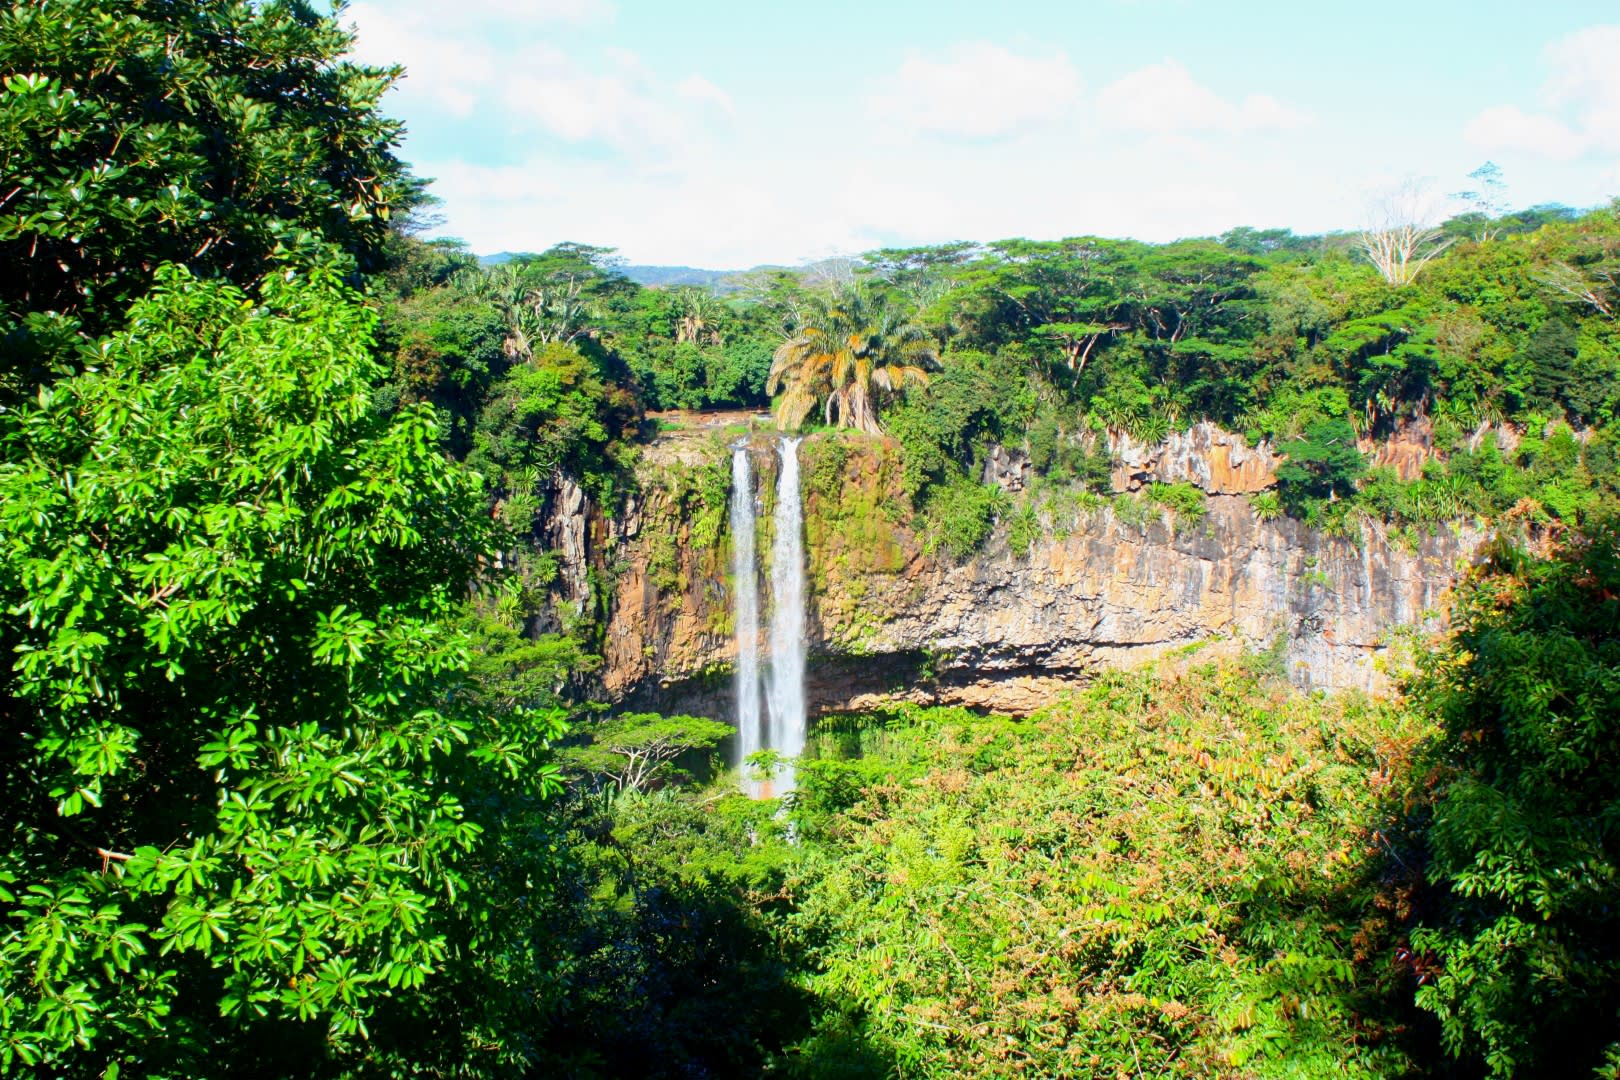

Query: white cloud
345,4,497,116
1463,105,1586,161
501,53,692,149
346,4,727,152
1466,24,1620,159
414,120,1359,269
355,8,1507,268
869,42,1082,138
1096,61,1309,134
1542,23,1620,154
360,0,614,24
676,75,735,115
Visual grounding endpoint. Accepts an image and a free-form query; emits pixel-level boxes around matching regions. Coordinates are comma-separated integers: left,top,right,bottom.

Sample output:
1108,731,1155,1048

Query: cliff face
563,424,1482,719
1110,422,1282,494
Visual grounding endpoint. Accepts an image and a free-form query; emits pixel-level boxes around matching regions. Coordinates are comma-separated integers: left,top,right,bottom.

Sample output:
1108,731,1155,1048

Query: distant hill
477,252,787,292
621,265,738,288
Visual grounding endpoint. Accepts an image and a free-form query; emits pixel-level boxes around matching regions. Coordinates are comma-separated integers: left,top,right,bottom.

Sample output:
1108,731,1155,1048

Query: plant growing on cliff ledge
1147,481,1208,527
1276,418,1367,512
1251,490,1284,520
767,285,938,434
1007,498,1044,557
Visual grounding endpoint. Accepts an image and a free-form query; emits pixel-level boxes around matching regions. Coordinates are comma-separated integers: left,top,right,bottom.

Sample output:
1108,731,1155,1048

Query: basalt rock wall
560,423,1482,719
1109,421,1283,494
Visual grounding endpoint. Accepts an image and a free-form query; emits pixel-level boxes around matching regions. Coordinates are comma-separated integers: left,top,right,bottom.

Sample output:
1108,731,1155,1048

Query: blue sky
345,1,1620,268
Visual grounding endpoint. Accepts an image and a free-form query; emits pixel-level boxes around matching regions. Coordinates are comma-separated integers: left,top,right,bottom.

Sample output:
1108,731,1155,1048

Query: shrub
1276,418,1366,512
1147,481,1208,526
922,476,1007,560
1113,491,1160,532
1404,524,1620,1076
1007,499,1044,557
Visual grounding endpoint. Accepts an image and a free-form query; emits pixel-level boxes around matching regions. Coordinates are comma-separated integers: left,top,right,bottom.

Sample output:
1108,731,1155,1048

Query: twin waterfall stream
730,438,806,798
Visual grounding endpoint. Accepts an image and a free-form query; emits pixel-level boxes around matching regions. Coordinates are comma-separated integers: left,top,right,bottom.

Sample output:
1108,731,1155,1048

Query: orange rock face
1358,417,1435,482
1110,423,1280,494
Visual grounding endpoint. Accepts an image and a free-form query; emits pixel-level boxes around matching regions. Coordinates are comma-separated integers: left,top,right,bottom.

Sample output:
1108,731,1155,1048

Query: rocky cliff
1110,421,1283,493
553,420,1483,719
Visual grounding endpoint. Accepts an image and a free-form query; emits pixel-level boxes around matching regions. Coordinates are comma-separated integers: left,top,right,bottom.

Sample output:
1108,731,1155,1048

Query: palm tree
672,286,724,346
766,286,938,434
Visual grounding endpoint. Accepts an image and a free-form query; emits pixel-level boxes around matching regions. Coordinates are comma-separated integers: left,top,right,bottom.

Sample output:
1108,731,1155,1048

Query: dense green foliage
0,0,408,401
865,216,1620,546
0,8,574,1074
0,269,565,1075
1275,418,1367,509
1401,525,1620,1076
790,675,1415,1077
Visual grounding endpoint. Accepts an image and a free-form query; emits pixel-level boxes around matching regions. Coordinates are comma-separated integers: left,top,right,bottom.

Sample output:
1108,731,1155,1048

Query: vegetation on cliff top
374,204,1619,560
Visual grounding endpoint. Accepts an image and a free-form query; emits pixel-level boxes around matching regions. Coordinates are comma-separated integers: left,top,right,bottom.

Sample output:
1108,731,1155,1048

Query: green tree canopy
0,267,561,1075
1275,418,1367,509
1406,524,1620,1076
0,0,408,399
768,285,938,434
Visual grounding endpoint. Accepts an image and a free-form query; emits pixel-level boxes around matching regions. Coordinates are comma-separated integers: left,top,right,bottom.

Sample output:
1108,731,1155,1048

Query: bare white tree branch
1359,179,1454,287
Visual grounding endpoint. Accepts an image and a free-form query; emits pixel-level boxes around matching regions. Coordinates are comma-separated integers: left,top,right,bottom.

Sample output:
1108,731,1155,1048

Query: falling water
730,444,764,796
765,437,807,795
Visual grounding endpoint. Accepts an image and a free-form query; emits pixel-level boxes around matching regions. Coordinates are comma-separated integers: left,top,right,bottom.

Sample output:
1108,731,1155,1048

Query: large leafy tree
467,340,641,509
0,0,407,400
947,237,1136,361
0,268,562,1075
1403,525,1620,1077
767,285,938,434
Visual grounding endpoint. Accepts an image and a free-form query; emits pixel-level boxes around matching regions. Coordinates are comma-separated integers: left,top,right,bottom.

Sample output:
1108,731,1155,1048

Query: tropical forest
3,2,1620,1078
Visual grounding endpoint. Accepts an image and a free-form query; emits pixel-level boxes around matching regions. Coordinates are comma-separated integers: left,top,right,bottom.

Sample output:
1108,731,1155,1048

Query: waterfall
765,436,806,796
729,436,807,799
730,444,763,796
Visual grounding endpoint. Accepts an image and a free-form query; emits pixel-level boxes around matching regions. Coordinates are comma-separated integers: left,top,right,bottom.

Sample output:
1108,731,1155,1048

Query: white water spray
730,444,764,796
765,437,807,795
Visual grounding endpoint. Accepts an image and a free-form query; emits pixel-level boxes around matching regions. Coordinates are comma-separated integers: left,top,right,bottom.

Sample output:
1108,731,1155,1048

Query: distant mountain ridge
619,265,739,288
477,252,785,291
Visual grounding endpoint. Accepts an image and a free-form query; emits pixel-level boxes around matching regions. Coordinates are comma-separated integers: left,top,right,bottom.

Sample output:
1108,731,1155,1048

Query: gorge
548,415,1483,732
13,4,1620,1073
